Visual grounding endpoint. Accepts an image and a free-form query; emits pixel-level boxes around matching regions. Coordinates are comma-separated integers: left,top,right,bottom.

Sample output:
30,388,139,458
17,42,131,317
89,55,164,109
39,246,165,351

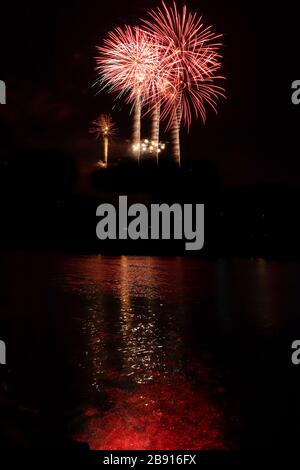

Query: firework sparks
96,25,162,161
90,114,117,166
95,25,161,104
142,1,225,129
132,138,166,155
90,114,117,140
93,2,225,166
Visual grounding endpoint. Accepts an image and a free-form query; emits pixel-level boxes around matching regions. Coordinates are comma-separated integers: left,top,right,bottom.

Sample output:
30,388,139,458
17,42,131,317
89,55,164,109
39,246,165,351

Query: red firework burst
142,1,225,129
95,25,161,105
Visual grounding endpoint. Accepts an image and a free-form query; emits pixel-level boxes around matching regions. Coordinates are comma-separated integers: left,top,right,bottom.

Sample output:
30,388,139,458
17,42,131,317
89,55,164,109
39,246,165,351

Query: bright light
96,26,161,104
142,1,225,129
135,139,166,155
90,114,117,140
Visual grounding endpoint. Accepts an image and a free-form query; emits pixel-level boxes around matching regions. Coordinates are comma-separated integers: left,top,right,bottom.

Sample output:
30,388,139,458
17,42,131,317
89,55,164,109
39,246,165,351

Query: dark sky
0,0,297,186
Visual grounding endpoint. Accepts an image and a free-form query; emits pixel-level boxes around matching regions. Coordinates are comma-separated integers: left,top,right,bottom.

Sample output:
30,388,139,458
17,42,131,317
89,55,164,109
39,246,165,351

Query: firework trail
90,114,117,166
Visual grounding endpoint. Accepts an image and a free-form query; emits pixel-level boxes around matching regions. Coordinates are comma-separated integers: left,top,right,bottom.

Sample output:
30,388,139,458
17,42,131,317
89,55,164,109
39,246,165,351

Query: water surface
1,253,299,449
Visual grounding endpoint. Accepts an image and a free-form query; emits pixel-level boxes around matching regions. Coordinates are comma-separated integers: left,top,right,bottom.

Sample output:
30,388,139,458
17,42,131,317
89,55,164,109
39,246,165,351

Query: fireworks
90,114,117,140
142,1,225,129
96,25,163,162
96,25,161,104
93,1,225,166
132,139,166,155
141,1,225,165
90,114,117,166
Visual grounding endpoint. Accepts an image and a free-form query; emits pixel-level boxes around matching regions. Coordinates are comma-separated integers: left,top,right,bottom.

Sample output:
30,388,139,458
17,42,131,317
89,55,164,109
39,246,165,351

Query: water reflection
118,256,166,383
2,253,300,449
61,256,188,389
59,256,235,449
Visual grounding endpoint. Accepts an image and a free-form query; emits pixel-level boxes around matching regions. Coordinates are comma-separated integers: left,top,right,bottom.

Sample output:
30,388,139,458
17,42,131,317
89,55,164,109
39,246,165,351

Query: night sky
0,0,297,186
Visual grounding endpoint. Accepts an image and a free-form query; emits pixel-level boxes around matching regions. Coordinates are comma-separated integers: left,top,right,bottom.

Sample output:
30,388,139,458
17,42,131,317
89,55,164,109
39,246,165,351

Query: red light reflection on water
64,256,238,450
73,371,235,450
